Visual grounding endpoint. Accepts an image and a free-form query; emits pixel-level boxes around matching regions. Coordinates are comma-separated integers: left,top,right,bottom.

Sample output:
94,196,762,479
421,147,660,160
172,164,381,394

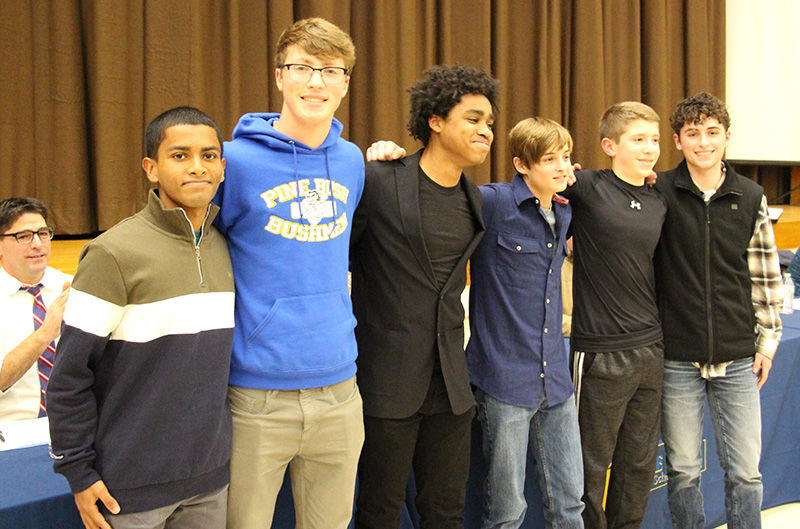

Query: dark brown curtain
0,0,724,234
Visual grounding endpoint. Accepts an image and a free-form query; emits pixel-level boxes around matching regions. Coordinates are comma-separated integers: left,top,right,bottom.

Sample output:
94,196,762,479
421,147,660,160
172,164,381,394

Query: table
3,312,799,528
0,444,82,528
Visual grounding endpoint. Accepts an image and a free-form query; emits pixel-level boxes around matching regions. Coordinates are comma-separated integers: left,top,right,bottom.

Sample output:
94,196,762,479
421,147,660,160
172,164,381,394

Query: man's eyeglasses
1,227,55,244
280,64,349,85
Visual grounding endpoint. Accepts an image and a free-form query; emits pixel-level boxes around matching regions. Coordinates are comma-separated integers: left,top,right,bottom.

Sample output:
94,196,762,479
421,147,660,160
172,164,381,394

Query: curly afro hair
407,65,500,146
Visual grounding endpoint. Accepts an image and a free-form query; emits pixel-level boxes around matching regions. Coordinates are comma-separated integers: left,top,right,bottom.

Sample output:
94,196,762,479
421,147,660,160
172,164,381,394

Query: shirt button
546,299,550,304
549,269,552,274
544,328,548,333
516,246,522,251
543,361,547,366
540,373,545,378
547,243,553,248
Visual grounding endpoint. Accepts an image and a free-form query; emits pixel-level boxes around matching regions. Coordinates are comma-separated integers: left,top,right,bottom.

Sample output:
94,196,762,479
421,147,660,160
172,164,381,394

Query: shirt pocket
495,233,543,287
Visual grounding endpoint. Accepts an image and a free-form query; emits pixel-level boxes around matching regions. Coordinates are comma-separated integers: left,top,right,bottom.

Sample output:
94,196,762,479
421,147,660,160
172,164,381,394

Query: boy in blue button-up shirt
466,117,584,529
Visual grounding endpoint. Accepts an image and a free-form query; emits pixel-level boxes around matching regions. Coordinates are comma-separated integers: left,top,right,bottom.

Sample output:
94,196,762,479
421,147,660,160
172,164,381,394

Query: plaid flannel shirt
748,195,783,359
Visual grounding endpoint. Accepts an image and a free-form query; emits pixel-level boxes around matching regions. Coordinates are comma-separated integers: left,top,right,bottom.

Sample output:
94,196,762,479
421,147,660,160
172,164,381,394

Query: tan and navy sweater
48,190,235,514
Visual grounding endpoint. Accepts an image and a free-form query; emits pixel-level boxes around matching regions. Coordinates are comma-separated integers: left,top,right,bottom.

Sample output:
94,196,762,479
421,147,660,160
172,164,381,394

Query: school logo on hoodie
298,190,328,226
261,178,351,242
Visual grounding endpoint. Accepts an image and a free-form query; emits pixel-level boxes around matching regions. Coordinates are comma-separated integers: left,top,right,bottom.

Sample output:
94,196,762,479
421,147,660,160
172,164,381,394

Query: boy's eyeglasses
280,64,349,85
1,227,55,244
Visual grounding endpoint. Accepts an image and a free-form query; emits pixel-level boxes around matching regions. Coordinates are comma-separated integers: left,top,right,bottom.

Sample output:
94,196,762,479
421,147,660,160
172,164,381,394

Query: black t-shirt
562,169,667,352
418,169,476,289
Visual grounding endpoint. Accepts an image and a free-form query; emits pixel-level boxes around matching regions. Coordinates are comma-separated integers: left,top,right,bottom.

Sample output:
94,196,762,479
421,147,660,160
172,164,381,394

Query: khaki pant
226,376,364,529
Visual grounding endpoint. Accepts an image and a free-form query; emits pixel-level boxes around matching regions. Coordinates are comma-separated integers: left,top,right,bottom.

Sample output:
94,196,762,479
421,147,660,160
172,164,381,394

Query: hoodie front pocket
244,290,357,374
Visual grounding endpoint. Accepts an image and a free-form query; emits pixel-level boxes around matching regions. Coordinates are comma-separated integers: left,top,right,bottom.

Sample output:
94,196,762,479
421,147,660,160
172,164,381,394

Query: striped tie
20,284,55,417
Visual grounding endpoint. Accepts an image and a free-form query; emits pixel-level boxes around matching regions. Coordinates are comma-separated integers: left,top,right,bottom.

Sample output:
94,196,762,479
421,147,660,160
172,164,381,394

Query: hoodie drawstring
289,141,338,236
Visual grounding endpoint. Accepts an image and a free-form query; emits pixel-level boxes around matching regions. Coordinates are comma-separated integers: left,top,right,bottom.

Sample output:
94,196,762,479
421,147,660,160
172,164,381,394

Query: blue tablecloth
3,312,800,529
0,443,82,529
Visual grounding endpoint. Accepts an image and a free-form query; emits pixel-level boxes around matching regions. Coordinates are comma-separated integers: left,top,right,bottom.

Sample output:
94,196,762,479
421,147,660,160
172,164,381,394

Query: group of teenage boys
370,97,781,529
0,14,783,529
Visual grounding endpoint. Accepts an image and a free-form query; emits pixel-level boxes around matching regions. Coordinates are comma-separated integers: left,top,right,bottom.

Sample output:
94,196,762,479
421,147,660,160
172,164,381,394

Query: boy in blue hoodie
213,18,365,529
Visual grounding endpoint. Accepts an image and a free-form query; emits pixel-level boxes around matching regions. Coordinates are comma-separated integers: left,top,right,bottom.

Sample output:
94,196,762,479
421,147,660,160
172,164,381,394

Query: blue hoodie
214,113,364,389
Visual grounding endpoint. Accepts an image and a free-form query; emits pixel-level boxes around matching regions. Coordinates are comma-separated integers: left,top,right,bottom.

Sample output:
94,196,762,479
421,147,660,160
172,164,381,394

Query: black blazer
350,150,485,418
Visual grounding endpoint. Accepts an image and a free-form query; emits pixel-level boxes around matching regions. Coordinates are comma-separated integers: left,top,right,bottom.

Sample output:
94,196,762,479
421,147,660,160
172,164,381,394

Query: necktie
20,284,55,417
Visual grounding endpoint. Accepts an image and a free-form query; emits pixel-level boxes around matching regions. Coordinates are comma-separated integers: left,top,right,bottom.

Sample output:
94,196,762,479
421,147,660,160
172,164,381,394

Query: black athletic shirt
562,169,667,352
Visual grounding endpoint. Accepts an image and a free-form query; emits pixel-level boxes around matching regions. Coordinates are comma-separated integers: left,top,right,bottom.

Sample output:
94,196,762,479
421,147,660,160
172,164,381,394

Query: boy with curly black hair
350,64,499,529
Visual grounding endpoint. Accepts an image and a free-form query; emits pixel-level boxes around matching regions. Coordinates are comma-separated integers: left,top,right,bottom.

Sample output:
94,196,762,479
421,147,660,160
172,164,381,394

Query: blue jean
661,358,763,529
475,388,584,529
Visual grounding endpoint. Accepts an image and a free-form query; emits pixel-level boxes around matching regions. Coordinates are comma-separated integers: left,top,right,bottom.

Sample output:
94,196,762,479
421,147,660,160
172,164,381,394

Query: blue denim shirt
466,175,573,408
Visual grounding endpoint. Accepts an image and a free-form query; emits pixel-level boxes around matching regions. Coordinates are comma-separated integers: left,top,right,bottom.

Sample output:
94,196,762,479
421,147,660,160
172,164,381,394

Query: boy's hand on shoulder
566,163,581,186
366,141,406,162
74,480,119,529
645,170,658,186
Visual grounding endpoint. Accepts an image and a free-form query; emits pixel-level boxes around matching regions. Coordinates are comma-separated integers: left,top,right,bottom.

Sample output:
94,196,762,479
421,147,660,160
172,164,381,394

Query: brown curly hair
669,92,731,135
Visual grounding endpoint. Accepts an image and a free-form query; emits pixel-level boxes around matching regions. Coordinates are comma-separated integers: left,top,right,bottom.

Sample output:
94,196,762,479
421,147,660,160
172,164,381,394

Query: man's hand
753,353,772,390
40,281,70,343
74,480,120,529
645,170,658,186
0,281,71,392
366,141,406,162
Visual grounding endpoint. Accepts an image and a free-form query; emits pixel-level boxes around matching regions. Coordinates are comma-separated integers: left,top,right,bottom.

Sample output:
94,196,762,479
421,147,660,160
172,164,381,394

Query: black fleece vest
654,161,763,364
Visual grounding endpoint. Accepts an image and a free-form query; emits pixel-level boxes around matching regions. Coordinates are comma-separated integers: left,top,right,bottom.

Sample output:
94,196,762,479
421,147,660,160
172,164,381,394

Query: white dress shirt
0,266,72,421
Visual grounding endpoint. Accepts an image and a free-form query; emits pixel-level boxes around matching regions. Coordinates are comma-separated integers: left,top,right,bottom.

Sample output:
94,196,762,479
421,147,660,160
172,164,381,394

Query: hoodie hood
230,112,345,152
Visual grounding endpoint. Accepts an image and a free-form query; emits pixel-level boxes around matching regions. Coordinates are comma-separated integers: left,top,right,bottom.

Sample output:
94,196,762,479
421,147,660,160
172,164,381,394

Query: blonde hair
508,117,573,168
599,101,659,142
275,18,356,72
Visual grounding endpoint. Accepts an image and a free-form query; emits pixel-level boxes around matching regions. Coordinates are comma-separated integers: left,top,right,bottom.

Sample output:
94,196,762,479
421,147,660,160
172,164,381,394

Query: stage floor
49,239,89,276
